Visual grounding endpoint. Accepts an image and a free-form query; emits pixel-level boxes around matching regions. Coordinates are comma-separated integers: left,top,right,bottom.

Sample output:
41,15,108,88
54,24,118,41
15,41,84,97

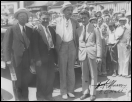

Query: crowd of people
2,1,131,101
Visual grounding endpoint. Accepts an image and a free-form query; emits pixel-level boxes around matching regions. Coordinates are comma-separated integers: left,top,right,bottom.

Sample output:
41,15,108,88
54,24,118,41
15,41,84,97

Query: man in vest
55,2,80,99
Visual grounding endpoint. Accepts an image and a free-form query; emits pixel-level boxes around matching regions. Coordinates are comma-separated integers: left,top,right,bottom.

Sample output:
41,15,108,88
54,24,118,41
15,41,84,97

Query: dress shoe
90,95,96,101
80,94,90,100
62,94,68,100
67,93,75,98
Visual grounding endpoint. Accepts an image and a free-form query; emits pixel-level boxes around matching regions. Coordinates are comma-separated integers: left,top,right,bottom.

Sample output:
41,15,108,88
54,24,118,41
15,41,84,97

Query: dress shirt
41,25,54,48
63,18,73,42
19,23,26,35
108,30,116,44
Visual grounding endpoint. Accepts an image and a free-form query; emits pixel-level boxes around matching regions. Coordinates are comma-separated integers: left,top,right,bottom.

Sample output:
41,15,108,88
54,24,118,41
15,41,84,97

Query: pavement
1,61,131,101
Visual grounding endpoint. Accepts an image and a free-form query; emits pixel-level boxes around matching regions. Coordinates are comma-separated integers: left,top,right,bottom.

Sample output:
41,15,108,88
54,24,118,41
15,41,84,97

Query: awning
28,1,54,8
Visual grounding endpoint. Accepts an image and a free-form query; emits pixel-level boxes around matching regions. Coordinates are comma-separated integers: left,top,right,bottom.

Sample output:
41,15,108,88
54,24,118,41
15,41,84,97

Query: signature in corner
94,79,127,90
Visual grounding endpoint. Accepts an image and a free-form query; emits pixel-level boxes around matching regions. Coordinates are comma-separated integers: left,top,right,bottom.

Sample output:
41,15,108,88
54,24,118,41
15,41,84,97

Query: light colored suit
76,23,102,95
117,25,131,76
55,16,80,95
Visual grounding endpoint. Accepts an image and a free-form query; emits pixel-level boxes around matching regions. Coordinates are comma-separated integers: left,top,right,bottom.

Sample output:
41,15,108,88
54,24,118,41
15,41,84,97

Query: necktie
22,26,30,49
45,27,54,48
83,25,86,42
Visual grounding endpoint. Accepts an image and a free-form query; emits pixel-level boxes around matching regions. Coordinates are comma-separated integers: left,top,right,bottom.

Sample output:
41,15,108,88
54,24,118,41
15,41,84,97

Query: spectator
107,23,118,76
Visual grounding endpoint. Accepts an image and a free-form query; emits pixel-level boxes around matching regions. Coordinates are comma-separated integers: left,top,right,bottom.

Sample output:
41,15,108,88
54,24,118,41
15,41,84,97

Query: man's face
80,14,89,26
29,17,33,22
17,12,28,25
104,15,110,23
63,7,73,19
98,17,103,25
96,12,102,17
40,14,50,26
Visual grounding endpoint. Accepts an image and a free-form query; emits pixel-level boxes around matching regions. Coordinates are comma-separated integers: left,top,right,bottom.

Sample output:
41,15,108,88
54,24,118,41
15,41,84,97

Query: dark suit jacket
3,23,34,67
32,24,57,64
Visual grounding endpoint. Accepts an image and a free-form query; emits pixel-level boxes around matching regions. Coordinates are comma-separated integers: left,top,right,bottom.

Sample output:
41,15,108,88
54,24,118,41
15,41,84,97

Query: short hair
79,9,90,18
39,11,50,18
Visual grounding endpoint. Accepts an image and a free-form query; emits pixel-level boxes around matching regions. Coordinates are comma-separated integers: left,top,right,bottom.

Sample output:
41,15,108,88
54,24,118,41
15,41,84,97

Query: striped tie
45,27,54,48
22,26,30,49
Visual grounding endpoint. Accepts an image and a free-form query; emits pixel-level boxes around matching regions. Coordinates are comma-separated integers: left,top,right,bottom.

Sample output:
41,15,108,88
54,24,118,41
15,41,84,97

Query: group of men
2,2,131,101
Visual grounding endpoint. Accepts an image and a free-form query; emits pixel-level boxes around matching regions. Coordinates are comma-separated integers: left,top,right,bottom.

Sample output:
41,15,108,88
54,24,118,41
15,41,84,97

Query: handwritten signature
93,79,127,94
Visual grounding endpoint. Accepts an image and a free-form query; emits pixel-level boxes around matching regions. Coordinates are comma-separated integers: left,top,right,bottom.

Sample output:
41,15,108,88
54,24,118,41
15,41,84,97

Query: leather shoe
90,95,96,101
80,94,90,100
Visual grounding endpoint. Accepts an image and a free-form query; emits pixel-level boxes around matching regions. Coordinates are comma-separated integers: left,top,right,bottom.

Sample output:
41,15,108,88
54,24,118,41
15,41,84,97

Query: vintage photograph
1,1,131,101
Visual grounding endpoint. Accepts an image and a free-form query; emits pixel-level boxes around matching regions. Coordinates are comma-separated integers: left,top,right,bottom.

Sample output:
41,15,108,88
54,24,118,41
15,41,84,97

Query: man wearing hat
89,17,98,25
76,10,102,101
3,8,34,101
115,17,131,77
55,2,80,99
32,11,57,101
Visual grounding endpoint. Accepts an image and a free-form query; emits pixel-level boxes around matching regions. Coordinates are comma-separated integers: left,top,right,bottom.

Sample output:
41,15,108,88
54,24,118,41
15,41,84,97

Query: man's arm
32,28,41,65
94,27,102,60
3,27,13,63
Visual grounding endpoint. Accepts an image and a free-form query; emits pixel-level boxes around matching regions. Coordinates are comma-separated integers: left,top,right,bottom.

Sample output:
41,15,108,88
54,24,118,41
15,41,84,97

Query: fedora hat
14,8,30,19
60,2,74,14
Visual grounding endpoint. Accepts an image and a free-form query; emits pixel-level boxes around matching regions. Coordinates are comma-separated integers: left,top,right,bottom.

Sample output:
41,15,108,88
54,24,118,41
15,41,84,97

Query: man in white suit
76,10,102,101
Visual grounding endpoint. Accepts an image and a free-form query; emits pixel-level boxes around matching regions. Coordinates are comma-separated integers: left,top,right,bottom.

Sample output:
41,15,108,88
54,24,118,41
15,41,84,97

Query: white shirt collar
18,23,26,33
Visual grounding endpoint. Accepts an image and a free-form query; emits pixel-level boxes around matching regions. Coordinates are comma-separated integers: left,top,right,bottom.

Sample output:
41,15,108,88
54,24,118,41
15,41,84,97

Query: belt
62,40,74,44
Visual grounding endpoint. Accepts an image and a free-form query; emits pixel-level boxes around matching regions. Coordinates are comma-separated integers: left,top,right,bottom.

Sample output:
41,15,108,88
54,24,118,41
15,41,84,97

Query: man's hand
36,60,42,67
33,25,39,30
6,61,11,65
96,58,102,64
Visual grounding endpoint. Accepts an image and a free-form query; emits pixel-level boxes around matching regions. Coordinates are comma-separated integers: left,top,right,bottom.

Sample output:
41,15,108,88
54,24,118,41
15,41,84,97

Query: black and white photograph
1,1,131,101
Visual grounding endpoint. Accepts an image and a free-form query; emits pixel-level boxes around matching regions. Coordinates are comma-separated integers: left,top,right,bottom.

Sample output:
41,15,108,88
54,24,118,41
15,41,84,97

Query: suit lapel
85,23,94,41
70,18,75,39
38,25,49,46
15,24,24,43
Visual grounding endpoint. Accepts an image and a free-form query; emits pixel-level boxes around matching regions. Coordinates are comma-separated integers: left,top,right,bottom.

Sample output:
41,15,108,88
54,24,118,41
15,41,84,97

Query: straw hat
60,2,74,14
14,8,30,19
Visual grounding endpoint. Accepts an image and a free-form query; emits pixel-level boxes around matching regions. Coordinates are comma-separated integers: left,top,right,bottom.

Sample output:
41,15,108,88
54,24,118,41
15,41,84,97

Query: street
1,63,131,101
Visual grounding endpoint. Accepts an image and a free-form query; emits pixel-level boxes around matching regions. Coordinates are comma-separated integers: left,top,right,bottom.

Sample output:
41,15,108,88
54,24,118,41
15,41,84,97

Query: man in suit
54,2,80,99
3,8,34,101
32,11,57,101
76,10,102,101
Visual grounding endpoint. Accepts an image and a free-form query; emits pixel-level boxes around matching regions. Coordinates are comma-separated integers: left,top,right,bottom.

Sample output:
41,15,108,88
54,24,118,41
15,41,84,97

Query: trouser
117,43,131,76
106,44,118,73
14,50,33,101
36,59,55,101
98,54,107,74
81,56,98,96
58,40,76,95
98,41,107,74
